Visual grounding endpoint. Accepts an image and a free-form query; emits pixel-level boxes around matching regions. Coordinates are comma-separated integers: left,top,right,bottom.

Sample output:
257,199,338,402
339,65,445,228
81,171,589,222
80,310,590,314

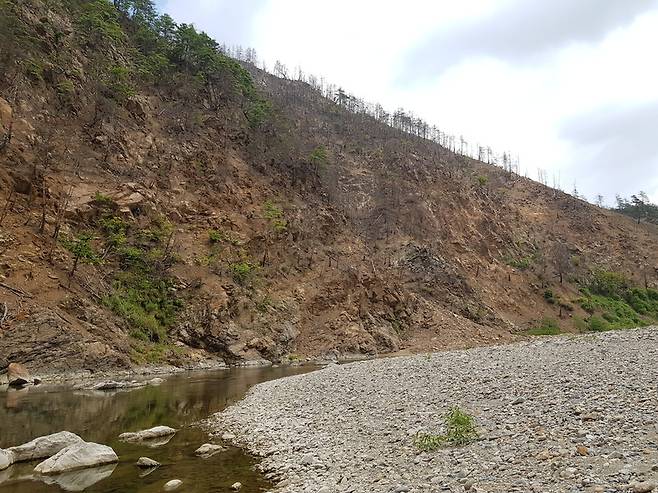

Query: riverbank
210,328,658,493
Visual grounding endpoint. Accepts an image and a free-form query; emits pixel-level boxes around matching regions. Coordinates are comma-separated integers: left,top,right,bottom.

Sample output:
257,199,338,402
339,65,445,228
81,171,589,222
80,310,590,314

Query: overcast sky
157,0,658,205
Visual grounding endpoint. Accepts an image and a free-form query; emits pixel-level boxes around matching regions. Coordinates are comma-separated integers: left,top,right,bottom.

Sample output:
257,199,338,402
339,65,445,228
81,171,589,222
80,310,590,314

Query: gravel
210,328,658,493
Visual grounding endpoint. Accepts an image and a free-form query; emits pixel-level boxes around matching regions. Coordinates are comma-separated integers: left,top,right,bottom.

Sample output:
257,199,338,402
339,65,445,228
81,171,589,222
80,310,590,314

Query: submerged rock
7,431,84,463
164,479,183,491
34,442,118,474
119,426,176,443
194,443,224,458
136,457,160,468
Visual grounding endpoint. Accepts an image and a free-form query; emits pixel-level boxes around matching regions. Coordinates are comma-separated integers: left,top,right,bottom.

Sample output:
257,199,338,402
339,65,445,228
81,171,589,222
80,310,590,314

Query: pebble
211,329,658,493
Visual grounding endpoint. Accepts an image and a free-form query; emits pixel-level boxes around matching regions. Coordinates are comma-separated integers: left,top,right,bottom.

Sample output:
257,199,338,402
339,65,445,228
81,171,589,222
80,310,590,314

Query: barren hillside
0,0,656,373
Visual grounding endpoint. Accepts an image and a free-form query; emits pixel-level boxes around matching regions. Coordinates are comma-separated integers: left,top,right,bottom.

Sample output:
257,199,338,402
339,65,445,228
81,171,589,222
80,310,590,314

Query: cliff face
0,0,656,372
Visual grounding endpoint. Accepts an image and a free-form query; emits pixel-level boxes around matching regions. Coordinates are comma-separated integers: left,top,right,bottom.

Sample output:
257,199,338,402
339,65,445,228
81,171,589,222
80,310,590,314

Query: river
0,366,313,492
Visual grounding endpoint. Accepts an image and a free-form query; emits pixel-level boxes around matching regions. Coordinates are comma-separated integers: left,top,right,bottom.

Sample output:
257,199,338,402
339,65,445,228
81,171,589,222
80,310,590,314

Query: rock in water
7,363,31,387
231,482,242,491
34,442,118,474
136,457,160,468
8,431,84,462
0,449,13,470
163,479,183,491
194,443,224,458
119,426,176,442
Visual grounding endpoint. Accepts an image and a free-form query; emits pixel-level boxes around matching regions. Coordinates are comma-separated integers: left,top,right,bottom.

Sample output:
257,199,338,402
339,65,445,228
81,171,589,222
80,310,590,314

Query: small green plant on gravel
528,317,560,336
414,407,479,451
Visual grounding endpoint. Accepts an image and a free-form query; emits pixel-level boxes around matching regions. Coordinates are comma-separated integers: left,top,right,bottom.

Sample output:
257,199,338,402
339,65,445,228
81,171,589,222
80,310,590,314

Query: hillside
0,0,657,373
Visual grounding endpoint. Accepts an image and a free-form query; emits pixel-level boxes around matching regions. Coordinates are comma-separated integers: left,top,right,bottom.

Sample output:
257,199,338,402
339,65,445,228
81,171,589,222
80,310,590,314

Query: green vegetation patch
577,270,658,332
414,407,479,451
528,317,560,336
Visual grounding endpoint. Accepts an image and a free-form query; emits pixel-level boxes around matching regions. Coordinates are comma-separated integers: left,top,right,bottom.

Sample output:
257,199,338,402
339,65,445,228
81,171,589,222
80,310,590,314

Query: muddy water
0,366,313,492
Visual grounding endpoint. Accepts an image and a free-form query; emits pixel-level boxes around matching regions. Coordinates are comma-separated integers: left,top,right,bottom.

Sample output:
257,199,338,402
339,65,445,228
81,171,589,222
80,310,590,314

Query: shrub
414,407,479,451
477,175,488,187
263,200,287,232
543,289,556,304
245,98,272,128
587,270,630,299
104,272,182,343
229,260,258,284
310,145,329,167
93,192,116,208
588,316,610,332
208,229,225,243
528,318,560,336
107,65,135,101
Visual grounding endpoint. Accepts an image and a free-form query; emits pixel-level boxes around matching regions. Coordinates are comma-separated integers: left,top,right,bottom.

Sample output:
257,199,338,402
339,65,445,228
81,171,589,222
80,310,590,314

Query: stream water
0,366,313,493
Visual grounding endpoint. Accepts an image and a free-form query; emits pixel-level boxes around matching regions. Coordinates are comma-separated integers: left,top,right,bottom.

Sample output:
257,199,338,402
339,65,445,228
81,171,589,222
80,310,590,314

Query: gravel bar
210,328,658,493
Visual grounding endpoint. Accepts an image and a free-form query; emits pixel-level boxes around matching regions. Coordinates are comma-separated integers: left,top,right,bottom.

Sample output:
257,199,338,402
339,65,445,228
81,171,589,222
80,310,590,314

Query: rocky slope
0,0,657,373
211,327,658,493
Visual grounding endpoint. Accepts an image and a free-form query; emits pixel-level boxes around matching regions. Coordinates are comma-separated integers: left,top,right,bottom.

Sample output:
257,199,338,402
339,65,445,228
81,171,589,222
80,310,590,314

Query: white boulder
0,449,13,471
119,426,176,442
194,443,224,458
34,442,118,474
164,479,183,490
8,431,84,462
136,457,160,468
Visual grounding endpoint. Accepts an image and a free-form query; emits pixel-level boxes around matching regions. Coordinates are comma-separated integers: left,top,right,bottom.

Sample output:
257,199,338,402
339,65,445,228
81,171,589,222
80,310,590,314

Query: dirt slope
0,0,656,373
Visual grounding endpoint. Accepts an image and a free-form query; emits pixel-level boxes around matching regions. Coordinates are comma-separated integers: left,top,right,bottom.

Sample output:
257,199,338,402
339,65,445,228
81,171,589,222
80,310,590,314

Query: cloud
559,103,658,201
402,0,658,80
156,0,266,46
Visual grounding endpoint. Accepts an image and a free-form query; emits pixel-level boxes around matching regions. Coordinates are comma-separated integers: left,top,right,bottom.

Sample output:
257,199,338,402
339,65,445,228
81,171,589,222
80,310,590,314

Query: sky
157,0,658,205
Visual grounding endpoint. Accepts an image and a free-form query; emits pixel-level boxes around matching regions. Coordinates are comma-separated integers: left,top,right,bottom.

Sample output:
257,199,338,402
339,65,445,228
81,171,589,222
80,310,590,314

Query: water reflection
0,366,313,493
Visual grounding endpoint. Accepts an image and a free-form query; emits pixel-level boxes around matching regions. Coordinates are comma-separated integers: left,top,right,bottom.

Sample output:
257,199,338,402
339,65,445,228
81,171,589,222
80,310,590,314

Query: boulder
164,479,183,491
119,426,176,443
34,442,118,474
0,449,13,471
136,457,160,468
7,363,31,387
194,443,223,458
231,482,242,491
8,431,84,462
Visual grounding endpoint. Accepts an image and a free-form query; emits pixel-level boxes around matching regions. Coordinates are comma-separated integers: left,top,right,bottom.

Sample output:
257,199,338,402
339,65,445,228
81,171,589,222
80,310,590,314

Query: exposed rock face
7,431,84,463
118,426,176,442
34,442,118,474
7,362,31,387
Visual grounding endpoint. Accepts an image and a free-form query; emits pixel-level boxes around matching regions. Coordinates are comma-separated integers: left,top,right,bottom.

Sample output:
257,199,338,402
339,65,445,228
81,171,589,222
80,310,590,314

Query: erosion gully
0,365,314,493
